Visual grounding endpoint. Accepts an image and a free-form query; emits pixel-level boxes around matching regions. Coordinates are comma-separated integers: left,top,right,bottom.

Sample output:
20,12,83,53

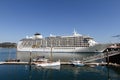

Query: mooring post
29,51,32,65
106,49,109,66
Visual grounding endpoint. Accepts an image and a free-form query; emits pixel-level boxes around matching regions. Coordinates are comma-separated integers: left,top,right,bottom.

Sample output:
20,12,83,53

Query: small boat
33,56,60,67
35,60,60,67
35,64,61,70
34,43,61,68
71,60,84,67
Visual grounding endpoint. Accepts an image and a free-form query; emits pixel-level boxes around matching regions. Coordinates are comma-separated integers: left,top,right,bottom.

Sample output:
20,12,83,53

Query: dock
0,61,31,65
0,61,120,67
0,61,72,65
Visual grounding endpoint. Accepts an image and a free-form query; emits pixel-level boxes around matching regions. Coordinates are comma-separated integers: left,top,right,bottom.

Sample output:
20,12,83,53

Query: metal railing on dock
83,51,120,62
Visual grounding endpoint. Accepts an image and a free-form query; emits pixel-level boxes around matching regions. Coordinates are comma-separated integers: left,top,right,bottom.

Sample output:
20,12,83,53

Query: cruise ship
17,31,109,53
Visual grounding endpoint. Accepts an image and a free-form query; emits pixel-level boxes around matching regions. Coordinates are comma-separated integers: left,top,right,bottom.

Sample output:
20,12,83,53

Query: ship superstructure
17,31,109,52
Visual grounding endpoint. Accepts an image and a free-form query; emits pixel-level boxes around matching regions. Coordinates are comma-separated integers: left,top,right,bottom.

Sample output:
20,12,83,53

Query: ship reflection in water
17,51,97,62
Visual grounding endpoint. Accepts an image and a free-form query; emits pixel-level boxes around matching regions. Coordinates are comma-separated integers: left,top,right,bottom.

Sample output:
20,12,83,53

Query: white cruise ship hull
17,43,109,53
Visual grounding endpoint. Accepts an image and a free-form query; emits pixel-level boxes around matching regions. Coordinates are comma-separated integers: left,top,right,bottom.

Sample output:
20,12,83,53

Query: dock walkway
0,61,120,67
0,61,71,65
83,51,120,62
0,61,30,65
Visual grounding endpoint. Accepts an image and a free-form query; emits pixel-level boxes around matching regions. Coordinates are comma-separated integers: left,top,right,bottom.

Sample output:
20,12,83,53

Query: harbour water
0,48,120,80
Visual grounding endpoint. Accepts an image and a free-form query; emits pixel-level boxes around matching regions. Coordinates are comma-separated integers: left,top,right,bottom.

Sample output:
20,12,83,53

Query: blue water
0,48,16,61
0,48,120,80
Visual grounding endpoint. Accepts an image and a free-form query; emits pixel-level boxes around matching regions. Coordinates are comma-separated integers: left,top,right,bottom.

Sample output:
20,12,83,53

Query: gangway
82,51,120,63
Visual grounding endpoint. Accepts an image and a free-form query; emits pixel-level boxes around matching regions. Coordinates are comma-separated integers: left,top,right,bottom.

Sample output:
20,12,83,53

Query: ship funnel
34,32,43,39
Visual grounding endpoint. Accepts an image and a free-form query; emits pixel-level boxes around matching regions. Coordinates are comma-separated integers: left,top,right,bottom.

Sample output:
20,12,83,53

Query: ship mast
73,29,77,36
50,39,53,61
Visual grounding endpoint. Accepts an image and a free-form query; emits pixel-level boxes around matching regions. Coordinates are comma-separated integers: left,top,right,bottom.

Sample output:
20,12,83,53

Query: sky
0,0,120,43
